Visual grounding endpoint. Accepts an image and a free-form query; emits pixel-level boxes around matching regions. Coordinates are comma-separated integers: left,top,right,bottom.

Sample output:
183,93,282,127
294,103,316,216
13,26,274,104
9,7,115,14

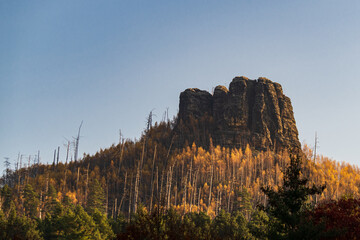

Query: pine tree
91,208,115,239
87,179,106,215
23,184,39,218
0,208,6,239
261,154,325,239
248,210,269,240
1,184,12,214
6,202,43,240
182,211,211,240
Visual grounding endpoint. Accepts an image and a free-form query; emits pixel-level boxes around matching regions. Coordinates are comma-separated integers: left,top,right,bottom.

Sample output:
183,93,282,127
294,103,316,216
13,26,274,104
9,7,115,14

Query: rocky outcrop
175,76,301,152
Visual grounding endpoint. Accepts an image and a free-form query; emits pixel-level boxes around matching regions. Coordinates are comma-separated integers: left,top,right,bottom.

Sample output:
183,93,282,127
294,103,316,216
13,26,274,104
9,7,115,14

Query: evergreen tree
233,211,252,239
23,184,40,218
92,208,115,240
5,202,43,240
182,211,211,240
41,200,65,239
235,186,253,219
211,210,238,240
163,208,183,240
109,213,127,238
261,154,325,239
1,184,12,214
0,208,6,239
62,205,102,240
87,179,106,215
248,210,269,240
126,205,167,240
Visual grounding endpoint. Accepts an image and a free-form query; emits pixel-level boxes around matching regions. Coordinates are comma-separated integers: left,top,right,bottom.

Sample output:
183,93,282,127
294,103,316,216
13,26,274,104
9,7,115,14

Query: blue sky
1,1,360,173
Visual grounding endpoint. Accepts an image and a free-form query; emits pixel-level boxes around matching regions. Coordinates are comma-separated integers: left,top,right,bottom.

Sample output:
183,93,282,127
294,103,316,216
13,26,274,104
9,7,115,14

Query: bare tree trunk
27,155,31,184
119,171,127,214
118,140,125,174
128,173,133,222
113,198,117,219
167,166,173,209
56,146,60,165
16,152,20,171
74,121,83,162
52,150,56,166
155,167,159,203
134,162,140,213
189,171,194,212
76,167,80,202
165,169,169,209
191,171,198,212
39,191,43,219
65,141,70,165
149,145,157,212
183,173,188,214
198,187,201,212
227,180,232,212
208,163,213,213
85,163,90,206
228,163,235,212
166,136,174,160
159,170,164,208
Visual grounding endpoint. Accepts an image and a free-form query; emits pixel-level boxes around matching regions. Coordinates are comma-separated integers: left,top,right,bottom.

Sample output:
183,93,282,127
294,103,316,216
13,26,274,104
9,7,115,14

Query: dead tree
208,155,214,213
118,139,125,175
118,171,127,214
128,173,133,222
183,172,188,214
4,157,10,185
159,170,164,208
53,149,56,166
149,145,157,212
56,146,60,165
76,167,80,201
85,163,90,205
74,121,83,162
65,141,70,165
134,162,140,213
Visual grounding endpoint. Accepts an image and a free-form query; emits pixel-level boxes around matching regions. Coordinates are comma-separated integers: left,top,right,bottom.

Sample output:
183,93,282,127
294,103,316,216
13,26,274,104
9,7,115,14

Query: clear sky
1,1,360,173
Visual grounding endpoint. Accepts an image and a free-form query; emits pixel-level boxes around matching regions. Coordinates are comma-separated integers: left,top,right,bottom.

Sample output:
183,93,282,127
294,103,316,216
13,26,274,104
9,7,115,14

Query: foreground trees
0,158,359,239
310,198,360,239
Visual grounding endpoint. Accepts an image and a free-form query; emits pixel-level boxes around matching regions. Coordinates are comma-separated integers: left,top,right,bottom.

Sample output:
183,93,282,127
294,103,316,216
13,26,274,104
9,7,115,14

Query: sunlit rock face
176,76,301,152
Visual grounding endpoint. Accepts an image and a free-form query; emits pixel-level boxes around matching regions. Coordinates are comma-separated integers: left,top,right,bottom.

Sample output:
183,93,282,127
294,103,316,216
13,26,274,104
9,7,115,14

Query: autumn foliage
309,198,360,239
1,120,360,239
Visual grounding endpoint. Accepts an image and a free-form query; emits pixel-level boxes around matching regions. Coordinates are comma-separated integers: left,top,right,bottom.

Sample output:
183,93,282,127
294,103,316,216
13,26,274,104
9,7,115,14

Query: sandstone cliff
175,76,301,152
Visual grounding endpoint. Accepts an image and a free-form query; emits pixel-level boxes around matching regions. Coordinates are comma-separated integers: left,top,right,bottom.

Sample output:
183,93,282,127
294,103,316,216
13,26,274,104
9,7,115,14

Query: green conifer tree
1,184,12,215
182,211,211,240
92,208,115,239
261,154,325,239
87,179,106,215
23,184,39,218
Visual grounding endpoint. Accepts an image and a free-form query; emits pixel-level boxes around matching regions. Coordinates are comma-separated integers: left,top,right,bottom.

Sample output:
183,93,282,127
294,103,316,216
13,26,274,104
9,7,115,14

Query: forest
1,118,360,239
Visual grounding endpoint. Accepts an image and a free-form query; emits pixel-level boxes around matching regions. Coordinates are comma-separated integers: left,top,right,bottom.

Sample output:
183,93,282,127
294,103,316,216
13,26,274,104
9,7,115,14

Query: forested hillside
1,119,360,239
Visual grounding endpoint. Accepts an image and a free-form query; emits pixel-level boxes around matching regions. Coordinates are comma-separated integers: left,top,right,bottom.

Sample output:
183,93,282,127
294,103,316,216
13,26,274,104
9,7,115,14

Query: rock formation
175,76,301,152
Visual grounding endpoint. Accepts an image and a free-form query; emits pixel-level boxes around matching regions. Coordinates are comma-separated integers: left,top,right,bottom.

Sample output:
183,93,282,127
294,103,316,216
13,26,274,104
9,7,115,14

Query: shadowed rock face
176,76,301,152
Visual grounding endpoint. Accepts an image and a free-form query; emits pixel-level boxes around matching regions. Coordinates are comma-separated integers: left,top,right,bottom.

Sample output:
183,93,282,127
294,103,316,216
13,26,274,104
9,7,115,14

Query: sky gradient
1,1,360,173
